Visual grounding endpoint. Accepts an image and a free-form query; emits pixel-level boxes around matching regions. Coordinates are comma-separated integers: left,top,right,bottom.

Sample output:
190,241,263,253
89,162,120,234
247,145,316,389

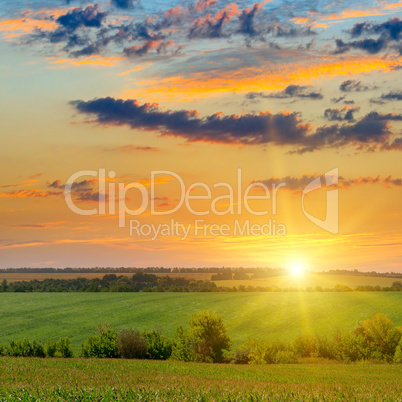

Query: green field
1,292,401,351
0,357,401,400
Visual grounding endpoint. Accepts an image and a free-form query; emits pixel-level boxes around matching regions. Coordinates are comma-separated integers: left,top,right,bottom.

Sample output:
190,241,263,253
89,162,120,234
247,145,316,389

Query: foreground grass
0,357,401,401
0,292,401,351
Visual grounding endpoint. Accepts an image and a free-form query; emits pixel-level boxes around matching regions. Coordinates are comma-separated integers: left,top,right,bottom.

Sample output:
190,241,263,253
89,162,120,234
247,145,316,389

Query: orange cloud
124,55,401,101
6,221,67,229
0,8,72,39
0,190,61,198
48,56,124,68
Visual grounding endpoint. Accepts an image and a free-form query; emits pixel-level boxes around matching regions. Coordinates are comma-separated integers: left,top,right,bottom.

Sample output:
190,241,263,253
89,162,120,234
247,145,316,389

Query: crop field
0,272,214,283
0,292,401,351
0,357,401,400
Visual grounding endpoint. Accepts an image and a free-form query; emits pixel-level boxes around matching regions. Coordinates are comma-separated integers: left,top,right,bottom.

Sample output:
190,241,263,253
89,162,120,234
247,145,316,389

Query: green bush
189,311,232,363
274,350,298,364
80,323,118,358
172,311,231,363
232,344,251,364
116,328,148,359
144,330,172,360
315,336,336,360
354,313,401,361
394,338,402,363
6,339,45,357
55,337,74,358
171,327,197,362
292,334,317,357
44,341,57,357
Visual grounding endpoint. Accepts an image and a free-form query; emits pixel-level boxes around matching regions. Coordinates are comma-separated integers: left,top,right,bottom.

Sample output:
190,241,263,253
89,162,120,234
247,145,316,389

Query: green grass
0,292,401,351
0,357,401,400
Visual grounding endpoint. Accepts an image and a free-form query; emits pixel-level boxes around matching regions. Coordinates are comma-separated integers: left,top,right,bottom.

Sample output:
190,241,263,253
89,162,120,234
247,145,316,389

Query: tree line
1,312,402,364
1,274,401,292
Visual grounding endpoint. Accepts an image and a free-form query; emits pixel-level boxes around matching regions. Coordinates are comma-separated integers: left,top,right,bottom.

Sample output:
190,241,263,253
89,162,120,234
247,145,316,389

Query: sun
289,263,305,277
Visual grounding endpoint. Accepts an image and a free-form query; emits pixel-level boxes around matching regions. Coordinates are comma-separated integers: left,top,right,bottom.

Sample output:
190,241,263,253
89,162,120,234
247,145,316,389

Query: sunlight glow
290,263,305,277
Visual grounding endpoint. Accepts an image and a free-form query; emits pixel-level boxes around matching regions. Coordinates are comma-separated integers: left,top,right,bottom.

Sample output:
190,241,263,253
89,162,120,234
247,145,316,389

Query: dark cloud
48,179,95,191
335,38,386,54
56,5,107,31
380,90,402,101
238,3,263,37
247,85,323,100
331,96,345,104
339,80,372,92
111,0,138,9
123,40,176,57
70,97,402,153
349,18,402,40
257,174,402,191
324,107,359,122
335,18,402,54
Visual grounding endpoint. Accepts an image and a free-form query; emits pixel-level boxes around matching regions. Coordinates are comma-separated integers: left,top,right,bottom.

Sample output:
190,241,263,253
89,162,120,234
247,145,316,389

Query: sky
0,0,401,271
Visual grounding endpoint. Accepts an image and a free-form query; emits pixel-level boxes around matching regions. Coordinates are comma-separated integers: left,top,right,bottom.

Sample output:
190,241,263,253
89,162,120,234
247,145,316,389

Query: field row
0,357,401,401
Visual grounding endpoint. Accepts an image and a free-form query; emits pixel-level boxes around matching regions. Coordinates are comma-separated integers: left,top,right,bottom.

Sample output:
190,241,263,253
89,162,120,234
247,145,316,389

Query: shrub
315,336,336,360
232,344,251,364
394,338,402,363
144,330,172,360
171,327,197,362
332,331,370,362
6,339,45,357
292,334,317,357
80,323,118,358
354,313,401,361
117,328,148,359
55,337,74,358
189,311,232,363
274,350,298,364
44,341,57,357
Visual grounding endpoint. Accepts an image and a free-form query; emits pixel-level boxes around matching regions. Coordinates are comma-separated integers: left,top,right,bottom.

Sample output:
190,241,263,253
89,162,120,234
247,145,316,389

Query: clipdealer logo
64,168,339,237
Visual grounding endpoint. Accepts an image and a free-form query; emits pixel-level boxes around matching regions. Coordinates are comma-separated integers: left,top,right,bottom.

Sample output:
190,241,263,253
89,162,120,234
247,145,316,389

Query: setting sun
290,263,305,277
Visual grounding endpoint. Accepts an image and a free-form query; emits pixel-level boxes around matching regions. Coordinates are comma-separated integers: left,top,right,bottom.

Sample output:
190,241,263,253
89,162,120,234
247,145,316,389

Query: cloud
324,106,359,122
56,5,107,31
0,190,62,198
257,174,402,191
188,4,239,39
194,0,218,13
7,221,67,229
112,145,159,152
111,0,138,9
339,79,372,92
335,38,386,54
247,85,323,100
334,17,402,54
381,90,402,101
237,2,264,37
70,97,402,152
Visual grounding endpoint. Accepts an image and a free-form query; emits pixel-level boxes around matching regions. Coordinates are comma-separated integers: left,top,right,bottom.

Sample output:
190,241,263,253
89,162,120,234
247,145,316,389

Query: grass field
0,292,401,351
0,357,401,400
0,271,399,288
